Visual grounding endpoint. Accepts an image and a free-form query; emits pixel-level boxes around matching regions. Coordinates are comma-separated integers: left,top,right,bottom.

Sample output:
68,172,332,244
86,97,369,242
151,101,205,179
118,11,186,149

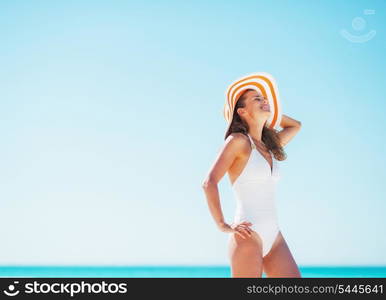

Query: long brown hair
224,89,286,161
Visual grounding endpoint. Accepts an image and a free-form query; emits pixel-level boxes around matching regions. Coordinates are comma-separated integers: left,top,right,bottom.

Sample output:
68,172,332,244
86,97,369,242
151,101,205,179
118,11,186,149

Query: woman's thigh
228,230,264,278
262,231,301,278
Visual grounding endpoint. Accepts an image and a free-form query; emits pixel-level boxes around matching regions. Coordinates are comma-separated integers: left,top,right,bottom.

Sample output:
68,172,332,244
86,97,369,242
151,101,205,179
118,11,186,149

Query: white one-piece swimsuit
231,133,281,257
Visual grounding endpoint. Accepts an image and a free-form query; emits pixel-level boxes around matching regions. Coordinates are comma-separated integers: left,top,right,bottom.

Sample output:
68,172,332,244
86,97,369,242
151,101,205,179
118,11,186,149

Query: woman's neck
248,121,265,142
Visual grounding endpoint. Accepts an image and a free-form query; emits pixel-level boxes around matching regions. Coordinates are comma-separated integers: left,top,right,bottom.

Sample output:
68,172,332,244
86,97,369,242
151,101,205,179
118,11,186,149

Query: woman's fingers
239,222,253,229
232,221,254,239
240,221,253,227
234,227,248,239
235,226,251,238
241,227,252,237
238,225,252,236
235,231,246,239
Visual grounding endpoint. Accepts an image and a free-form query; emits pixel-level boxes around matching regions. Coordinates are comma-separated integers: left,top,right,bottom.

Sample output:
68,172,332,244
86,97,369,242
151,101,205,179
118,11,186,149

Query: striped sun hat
223,72,282,134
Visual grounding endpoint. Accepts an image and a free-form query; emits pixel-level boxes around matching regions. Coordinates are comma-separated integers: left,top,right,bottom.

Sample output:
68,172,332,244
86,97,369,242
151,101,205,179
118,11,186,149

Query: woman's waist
232,180,277,192
233,189,276,202
234,209,279,223
232,177,279,187
235,201,277,212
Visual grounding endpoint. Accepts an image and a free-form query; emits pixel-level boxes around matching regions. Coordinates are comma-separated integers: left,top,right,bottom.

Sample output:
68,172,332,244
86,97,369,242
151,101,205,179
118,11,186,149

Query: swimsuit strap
247,134,256,149
248,133,270,152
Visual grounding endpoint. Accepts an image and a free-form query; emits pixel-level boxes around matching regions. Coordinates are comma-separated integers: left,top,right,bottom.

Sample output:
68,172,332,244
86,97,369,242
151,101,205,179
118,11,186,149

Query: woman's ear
236,107,245,117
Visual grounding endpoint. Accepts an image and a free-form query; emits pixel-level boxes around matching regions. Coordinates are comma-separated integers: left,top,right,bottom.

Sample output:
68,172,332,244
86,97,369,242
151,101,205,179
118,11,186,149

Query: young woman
202,86,302,278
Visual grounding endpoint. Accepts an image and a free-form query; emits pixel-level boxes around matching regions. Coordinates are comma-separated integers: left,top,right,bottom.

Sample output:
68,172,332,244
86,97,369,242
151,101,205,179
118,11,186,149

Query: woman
202,77,302,278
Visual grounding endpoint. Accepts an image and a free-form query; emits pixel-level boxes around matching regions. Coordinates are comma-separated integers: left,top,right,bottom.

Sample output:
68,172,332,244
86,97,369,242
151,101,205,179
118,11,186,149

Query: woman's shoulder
226,132,249,142
224,132,250,154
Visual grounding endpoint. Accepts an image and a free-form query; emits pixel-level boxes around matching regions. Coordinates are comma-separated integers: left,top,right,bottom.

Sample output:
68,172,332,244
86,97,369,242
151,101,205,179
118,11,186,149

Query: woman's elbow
201,177,217,189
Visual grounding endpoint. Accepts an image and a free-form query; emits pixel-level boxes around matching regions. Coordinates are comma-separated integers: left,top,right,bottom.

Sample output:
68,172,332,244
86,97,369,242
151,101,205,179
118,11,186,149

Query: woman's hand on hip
218,221,253,239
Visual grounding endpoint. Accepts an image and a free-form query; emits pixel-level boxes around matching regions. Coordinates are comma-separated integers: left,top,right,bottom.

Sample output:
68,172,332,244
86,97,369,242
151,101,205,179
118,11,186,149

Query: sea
0,266,385,278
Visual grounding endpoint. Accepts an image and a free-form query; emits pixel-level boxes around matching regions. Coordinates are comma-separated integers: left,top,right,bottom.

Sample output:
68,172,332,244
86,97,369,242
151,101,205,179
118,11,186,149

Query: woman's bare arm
201,134,245,232
277,114,302,147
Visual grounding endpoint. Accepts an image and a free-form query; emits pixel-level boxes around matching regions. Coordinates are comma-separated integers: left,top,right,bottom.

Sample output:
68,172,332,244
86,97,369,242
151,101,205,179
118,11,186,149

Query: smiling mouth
262,105,270,110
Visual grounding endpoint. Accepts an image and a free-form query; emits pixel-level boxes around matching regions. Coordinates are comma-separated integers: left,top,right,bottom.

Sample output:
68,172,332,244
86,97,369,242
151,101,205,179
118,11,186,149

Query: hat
223,72,282,134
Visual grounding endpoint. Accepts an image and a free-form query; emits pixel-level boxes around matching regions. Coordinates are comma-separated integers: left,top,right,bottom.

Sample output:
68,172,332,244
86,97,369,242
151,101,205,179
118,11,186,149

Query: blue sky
0,0,385,266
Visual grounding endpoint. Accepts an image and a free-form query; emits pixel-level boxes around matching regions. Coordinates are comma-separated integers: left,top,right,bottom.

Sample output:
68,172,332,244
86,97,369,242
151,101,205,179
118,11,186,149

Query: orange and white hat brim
223,72,282,133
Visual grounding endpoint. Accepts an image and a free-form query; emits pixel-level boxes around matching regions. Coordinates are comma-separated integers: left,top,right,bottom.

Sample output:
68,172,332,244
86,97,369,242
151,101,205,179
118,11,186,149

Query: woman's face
239,90,271,120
